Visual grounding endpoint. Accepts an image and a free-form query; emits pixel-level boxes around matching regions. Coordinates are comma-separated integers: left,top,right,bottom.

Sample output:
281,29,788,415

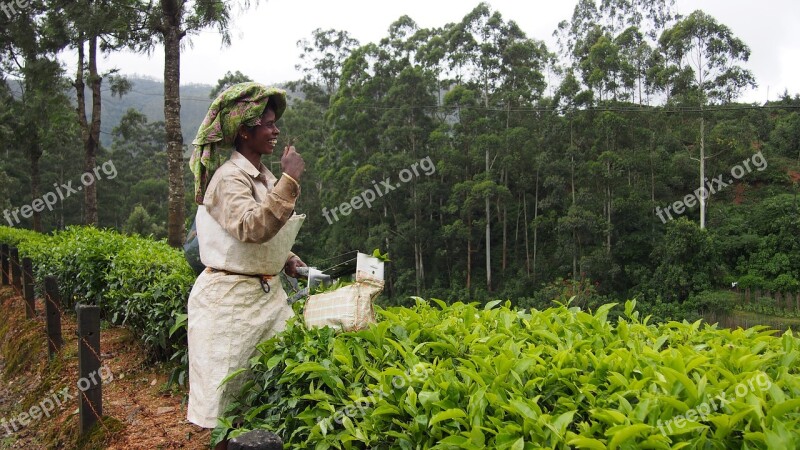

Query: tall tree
209,70,252,99
48,0,138,225
659,10,756,228
140,0,251,246
0,0,75,231
295,28,359,106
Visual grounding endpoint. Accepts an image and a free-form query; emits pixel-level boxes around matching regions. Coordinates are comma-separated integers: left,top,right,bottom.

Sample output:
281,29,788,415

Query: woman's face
241,108,280,156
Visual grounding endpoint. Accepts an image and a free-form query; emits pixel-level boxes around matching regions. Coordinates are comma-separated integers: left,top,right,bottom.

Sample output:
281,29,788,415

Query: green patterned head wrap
190,82,287,204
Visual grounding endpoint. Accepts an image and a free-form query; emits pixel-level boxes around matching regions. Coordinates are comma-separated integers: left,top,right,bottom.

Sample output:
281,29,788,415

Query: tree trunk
650,132,656,204
502,105,510,274
514,192,521,267
523,193,530,277
570,124,577,280
467,215,472,292
411,117,423,294
163,0,186,247
85,35,101,226
606,161,612,255
384,204,392,298
502,191,507,273
75,36,100,229
699,114,706,229
485,149,492,292
532,176,538,284
29,142,42,231
23,63,43,231
413,189,424,296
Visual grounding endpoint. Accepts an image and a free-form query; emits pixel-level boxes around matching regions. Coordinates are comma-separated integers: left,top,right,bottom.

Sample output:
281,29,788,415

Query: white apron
187,211,304,428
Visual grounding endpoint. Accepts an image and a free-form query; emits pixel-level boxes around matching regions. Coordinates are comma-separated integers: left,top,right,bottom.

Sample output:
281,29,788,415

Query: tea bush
0,225,193,362
218,299,800,449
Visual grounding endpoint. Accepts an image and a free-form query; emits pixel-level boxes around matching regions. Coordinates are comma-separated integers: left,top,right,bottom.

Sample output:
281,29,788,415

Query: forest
1,0,799,320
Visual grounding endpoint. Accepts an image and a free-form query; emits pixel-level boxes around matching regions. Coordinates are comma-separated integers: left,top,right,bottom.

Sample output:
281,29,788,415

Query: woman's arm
206,173,300,243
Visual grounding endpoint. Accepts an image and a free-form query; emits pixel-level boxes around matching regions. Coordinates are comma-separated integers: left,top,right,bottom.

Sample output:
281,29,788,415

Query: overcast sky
85,0,800,103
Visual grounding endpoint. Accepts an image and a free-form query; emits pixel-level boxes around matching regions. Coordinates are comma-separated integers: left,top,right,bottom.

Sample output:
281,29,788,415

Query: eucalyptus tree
322,17,440,296
102,108,168,228
770,109,800,164
659,10,756,229
445,3,549,292
556,0,679,104
295,28,359,107
0,0,78,231
45,0,139,226
614,26,651,104
324,43,387,270
209,70,252,99
136,0,256,247
380,19,441,295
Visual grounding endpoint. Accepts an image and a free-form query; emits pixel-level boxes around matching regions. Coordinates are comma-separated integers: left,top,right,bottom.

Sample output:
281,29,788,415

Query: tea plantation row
1,226,798,448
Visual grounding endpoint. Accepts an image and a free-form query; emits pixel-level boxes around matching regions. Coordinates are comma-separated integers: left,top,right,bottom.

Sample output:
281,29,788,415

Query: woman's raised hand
281,145,305,182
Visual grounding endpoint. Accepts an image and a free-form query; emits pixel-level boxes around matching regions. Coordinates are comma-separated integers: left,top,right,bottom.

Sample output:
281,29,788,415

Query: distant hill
9,75,299,147
99,76,214,147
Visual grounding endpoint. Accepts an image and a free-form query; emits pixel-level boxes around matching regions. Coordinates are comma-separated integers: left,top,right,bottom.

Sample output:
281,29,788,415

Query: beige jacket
203,150,300,247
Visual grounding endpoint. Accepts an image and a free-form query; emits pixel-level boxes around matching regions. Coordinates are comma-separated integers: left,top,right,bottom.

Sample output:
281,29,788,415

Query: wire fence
0,243,280,448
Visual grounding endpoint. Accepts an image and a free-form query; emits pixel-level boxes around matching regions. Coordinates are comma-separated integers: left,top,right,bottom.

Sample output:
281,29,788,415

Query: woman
186,82,306,448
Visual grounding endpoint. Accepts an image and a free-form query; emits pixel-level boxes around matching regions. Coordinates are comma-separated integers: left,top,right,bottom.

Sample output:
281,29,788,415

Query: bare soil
0,286,212,449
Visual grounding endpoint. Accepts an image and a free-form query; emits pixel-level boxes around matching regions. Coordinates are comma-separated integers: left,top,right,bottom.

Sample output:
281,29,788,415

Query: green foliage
738,296,800,320
684,290,738,316
0,226,47,249
0,225,194,364
517,277,609,312
217,299,800,449
738,274,767,290
646,218,721,302
311,279,355,296
103,234,194,358
35,227,129,304
372,249,391,262
209,70,253,99
124,204,166,239
773,275,800,294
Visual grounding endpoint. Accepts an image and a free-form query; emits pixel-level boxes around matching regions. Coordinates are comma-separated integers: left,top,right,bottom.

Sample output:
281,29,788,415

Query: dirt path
0,286,212,449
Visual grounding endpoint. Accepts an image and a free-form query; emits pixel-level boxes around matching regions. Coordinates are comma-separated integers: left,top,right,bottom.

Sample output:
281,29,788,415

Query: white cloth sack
303,278,384,332
196,205,305,275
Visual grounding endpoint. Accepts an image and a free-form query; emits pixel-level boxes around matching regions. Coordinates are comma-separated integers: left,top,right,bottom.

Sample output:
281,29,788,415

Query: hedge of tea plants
0,225,194,360
217,300,800,449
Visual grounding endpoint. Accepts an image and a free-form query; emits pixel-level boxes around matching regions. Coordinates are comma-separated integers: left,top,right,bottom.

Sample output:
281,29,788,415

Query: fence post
22,257,35,319
228,430,283,450
76,304,103,434
1,243,8,286
44,276,63,358
10,247,21,292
